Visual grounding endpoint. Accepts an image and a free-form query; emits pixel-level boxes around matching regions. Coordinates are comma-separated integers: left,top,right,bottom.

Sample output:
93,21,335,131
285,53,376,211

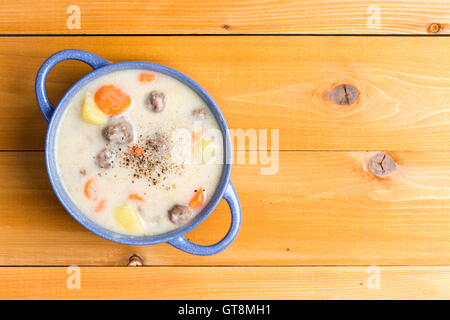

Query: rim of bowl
45,61,233,245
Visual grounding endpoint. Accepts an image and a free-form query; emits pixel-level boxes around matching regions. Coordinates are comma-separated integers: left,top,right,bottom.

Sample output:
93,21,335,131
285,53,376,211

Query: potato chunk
114,202,144,234
81,91,108,126
202,139,217,164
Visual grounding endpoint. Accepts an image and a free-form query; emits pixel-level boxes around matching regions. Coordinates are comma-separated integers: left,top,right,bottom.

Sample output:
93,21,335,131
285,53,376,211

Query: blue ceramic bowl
35,49,241,255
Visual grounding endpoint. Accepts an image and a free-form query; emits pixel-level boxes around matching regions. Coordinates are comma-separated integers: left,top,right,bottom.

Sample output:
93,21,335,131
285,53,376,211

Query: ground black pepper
108,131,183,188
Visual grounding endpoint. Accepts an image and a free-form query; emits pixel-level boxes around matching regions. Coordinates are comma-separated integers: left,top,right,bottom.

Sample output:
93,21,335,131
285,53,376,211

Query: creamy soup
56,69,224,236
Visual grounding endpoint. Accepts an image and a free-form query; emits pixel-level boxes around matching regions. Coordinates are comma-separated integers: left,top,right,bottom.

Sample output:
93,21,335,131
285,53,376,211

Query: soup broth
55,69,224,236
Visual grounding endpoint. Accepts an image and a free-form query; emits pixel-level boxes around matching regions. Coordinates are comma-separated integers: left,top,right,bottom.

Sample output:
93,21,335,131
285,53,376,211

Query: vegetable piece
94,200,106,213
129,146,145,157
84,178,97,200
114,202,144,234
202,139,217,164
192,129,203,163
129,194,144,201
81,92,108,126
139,73,156,82
95,85,131,115
192,129,203,144
189,188,205,209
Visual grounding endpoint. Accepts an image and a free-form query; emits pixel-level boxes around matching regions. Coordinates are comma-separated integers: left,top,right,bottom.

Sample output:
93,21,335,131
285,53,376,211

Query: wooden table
0,0,450,299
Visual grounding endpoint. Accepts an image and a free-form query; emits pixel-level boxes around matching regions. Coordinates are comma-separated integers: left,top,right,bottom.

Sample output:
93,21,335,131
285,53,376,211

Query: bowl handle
168,182,242,256
35,49,110,123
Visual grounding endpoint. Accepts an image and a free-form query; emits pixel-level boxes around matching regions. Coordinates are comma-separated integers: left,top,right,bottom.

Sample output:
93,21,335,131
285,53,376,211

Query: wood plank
0,151,449,266
2,37,450,150
0,1,449,35
0,266,449,299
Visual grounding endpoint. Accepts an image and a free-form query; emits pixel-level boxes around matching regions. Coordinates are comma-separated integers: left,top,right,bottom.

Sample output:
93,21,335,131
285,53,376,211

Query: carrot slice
192,129,203,144
94,85,131,115
95,200,106,213
189,188,205,209
129,146,145,157
84,178,97,200
139,73,156,82
129,194,144,201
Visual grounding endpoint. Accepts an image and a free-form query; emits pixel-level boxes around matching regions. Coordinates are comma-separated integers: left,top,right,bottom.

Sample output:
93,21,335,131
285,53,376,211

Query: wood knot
369,153,396,177
127,254,143,266
329,84,359,105
222,24,231,30
427,23,441,33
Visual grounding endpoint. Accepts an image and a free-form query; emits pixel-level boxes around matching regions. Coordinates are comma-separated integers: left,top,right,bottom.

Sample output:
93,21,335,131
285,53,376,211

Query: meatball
192,108,206,120
95,148,116,169
147,91,166,113
168,204,193,225
146,132,168,155
102,117,134,145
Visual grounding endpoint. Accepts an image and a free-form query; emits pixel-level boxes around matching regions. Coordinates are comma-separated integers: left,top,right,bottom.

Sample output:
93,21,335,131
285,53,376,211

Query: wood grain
1,151,449,266
0,1,449,35
2,2,450,298
2,37,450,151
0,266,449,299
